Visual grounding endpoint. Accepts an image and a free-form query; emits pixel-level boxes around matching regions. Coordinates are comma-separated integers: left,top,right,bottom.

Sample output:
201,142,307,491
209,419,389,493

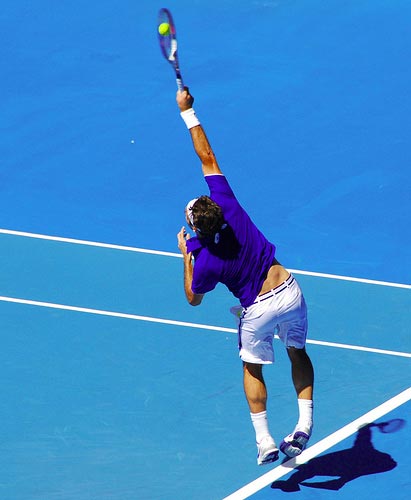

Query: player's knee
243,361,263,378
287,346,304,357
287,346,308,363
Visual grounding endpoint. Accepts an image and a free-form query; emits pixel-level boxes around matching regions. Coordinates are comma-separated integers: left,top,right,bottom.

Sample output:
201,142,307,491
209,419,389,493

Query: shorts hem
239,353,274,365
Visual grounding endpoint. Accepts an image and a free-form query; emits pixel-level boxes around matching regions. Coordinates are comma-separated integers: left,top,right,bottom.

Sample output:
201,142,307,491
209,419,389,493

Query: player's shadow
271,419,405,492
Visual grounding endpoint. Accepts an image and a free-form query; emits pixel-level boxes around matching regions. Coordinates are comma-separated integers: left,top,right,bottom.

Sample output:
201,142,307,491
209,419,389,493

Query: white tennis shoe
280,429,311,458
257,435,279,465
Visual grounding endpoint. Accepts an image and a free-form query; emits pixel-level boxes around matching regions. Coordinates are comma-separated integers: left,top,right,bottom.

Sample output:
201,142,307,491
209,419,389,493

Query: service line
0,295,410,358
0,228,409,289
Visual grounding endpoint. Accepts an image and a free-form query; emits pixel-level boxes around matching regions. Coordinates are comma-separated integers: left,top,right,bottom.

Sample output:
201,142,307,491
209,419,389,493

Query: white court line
0,295,236,333
305,338,411,358
0,228,179,258
222,386,411,500
0,295,410,358
286,268,411,289
0,228,410,289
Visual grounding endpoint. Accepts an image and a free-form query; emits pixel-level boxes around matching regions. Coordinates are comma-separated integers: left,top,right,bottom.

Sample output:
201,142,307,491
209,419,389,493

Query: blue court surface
1,1,410,499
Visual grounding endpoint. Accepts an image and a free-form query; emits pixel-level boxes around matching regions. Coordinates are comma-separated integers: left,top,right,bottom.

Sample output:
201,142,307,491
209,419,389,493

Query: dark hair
191,196,225,238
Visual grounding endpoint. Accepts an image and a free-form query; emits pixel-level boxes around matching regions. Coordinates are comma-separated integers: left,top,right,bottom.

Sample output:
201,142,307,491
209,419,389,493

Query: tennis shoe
280,429,311,458
257,435,279,466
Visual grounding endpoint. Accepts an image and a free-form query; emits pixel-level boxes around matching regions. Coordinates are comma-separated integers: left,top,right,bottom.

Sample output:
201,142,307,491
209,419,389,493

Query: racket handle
176,77,184,91
175,68,184,91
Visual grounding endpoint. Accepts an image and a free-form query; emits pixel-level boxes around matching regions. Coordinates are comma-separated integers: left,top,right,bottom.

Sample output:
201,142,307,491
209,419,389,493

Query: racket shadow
271,419,406,492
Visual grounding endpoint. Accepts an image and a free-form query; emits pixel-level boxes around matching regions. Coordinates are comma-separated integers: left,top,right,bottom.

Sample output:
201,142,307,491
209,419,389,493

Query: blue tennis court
1,1,410,499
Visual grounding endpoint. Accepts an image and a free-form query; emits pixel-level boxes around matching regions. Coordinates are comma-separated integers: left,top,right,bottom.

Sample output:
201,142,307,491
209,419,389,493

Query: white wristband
180,108,200,129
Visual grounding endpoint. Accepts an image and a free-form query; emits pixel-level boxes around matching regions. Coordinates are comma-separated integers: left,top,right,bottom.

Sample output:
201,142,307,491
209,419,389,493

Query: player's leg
280,347,314,457
243,362,279,465
274,276,314,457
287,346,314,400
237,294,282,465
243,361,267,413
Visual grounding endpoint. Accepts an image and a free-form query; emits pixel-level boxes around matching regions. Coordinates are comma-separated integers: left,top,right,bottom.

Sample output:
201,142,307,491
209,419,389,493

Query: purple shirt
186,175,276,307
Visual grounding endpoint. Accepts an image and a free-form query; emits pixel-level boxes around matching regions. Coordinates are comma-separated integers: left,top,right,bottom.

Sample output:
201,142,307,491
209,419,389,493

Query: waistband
251,274,295,305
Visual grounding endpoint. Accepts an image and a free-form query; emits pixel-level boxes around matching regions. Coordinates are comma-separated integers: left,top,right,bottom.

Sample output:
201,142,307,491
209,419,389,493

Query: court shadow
271,419,405,492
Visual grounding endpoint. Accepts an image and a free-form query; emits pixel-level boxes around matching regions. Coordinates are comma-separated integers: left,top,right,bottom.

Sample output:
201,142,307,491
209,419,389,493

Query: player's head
185,196,225,238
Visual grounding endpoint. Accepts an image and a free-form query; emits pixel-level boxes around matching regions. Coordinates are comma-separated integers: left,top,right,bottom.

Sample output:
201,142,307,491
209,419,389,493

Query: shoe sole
258,449,279,465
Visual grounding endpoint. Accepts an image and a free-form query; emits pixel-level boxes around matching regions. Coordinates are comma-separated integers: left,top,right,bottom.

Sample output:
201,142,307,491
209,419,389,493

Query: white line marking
222,386,411,500
305,338,411,358
287,268,411,289
0,295,236,333
0,295,410,358
0,228,409,289
0,228,178,258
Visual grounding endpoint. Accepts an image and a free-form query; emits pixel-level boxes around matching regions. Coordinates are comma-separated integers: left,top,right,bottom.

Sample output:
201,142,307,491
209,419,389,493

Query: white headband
185,198,199,227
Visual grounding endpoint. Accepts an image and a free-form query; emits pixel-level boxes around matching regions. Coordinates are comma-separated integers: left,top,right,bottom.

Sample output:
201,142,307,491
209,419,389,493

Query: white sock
296,399,313,433
250,411,271,443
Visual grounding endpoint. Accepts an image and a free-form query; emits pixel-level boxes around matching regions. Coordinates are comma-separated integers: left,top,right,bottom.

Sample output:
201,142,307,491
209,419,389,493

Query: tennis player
176,88,314,465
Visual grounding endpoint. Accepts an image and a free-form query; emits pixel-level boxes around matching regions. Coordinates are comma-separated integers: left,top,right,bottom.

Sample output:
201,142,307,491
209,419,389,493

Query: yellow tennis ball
158,23,170,36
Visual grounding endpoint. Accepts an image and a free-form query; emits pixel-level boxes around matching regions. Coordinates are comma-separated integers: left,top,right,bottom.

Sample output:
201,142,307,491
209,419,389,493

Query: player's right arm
176,88,222,176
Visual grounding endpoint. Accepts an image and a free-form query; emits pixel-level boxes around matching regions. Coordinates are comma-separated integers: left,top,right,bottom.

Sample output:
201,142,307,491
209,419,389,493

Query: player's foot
280,428,311,458
257,435,279,465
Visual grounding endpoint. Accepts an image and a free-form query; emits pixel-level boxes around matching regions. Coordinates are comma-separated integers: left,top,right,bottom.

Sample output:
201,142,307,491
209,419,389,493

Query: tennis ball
158,23,170,36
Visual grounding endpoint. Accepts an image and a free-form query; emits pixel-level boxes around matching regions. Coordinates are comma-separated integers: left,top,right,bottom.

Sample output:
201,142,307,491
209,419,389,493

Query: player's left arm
177,227,204,306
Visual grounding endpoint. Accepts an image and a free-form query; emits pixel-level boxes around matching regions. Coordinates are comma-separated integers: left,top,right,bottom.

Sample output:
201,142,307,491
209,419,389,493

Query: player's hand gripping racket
157,8,184,91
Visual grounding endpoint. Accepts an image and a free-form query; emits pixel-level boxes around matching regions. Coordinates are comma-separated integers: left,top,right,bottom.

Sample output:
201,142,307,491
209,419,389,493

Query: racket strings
158,11,177,60
157,7,184,91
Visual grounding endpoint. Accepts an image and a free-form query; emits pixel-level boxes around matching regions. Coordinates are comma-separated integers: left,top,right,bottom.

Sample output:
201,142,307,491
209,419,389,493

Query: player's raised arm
176,88,222,176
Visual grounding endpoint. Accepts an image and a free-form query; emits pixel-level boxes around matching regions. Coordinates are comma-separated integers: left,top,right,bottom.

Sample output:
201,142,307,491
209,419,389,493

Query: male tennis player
176,88,314,466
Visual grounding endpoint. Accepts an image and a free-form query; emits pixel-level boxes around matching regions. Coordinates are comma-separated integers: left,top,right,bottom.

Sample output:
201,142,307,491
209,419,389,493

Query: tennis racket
157,8,184,91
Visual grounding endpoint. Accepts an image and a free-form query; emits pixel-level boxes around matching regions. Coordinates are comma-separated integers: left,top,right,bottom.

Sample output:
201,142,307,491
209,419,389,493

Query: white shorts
231,274,308,364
